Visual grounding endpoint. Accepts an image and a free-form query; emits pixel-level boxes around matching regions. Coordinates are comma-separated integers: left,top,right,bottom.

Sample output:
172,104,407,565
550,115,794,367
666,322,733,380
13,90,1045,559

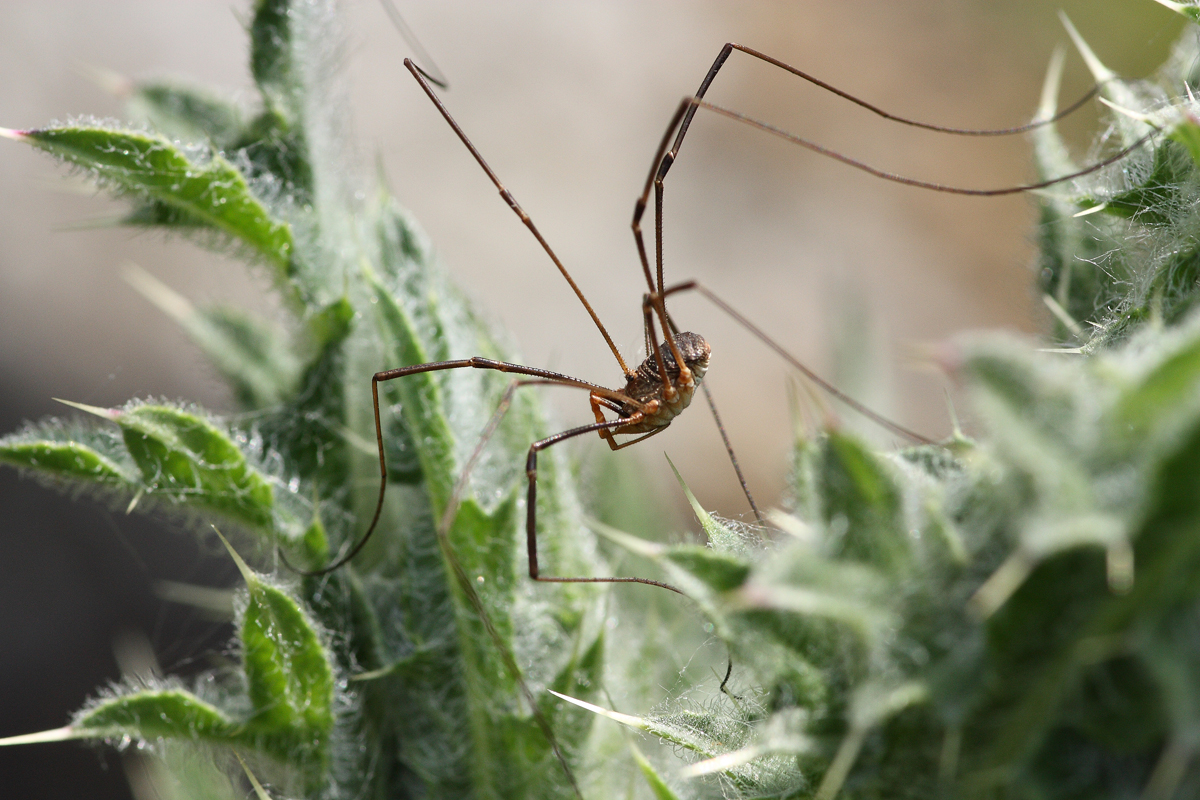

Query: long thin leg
628,64,1157,454
687,96,1157,197
627,49,1155,455
295,357,640,576
631,95,1153,327
663,279,935,445
624,94,1154,408
631,49,1154,376
669,42,1108,171
698,382,763,523
632,99,690,298
525,417,683,594
652,307,762,522
629,45,1113,303
377,0,449,89
405,59,635,379
626,80,1144,487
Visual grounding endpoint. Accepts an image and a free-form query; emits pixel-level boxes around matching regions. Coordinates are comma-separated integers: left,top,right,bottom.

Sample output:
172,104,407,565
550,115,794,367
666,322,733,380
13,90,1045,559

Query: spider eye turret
667,331,711,370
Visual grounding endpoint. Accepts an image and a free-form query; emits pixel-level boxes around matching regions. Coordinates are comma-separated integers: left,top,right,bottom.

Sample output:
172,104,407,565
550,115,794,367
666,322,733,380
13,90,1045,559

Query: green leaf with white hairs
0,414,138,494
1168,115,1200,166
74,691,240,743
12,126,294,276
112,403,277,532
816,431,909,574
219,532,334,764
0,436,132,484
48,532,336,773
664,546,752,594
250,0,306,127
1115,318,1200,433
665,454,730,544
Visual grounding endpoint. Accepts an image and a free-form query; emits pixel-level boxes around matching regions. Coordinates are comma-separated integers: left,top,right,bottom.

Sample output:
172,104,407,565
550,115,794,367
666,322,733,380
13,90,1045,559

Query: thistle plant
9,1,1200,799
2,1,607,797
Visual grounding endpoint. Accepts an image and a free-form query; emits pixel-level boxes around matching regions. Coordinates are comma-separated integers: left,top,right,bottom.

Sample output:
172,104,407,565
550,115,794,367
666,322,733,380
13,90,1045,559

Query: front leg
525,417,681,594
590,392,622,451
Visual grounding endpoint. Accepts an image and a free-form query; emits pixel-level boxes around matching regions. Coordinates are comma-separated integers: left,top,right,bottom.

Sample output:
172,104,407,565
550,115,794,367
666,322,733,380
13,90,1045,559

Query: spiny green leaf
252,295,356,499
737,575,892,639
115,403,276,531
818,431,908,573
250,0,302,126
127,265,301,409
365,263,456,508
14,126,294,274
550,690,725,760
220,532,333,761
306,294,354,350
0,439,130,483
299,507,330,568
242,0,317,199
240,573,335,745
1096,141,1192,225
666,454,728,544
1169,114,1200,166
75,690,239,742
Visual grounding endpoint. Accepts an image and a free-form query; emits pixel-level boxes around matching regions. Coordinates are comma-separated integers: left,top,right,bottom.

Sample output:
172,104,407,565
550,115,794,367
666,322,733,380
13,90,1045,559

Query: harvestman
300,44,1155,591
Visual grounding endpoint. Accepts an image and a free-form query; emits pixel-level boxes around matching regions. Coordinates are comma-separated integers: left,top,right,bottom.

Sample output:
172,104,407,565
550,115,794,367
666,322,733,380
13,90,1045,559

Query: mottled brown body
607,331,710,433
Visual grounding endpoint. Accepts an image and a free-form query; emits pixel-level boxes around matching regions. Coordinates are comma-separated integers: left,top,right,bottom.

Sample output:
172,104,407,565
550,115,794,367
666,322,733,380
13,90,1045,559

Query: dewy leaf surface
75,691,240,742
0,438,131,484
229,540,334,762
117,404,276,531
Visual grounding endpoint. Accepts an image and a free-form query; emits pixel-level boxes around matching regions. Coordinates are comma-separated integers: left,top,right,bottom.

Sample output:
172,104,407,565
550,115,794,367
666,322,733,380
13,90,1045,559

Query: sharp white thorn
1037,45,1067,122
1073,203,1109,218
1098,96,1154,123
1059,12,1117,83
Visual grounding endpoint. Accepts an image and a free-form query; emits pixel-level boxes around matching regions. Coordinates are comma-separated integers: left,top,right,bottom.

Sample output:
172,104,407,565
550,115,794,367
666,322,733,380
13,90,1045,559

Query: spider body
606,332,710,435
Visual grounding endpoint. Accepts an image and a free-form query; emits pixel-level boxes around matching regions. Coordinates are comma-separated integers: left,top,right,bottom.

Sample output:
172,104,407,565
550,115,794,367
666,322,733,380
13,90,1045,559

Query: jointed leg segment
300,354,682,592
524,417,682,594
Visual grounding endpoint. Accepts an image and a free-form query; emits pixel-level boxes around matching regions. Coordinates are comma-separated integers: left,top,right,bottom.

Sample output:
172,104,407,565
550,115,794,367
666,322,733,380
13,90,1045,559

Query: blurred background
0,2,1187,797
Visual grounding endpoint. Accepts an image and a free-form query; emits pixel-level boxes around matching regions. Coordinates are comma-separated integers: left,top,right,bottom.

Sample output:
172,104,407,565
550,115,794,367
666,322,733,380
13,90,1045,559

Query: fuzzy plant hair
9,1,1200,799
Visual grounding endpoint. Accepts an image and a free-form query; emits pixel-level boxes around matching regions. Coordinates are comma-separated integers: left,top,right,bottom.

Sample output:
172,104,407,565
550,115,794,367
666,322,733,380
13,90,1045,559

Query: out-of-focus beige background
0,3,1186,796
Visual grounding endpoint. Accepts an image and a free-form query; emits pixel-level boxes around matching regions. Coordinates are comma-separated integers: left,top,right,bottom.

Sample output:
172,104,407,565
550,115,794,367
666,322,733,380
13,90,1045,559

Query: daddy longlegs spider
296,43,1154,593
